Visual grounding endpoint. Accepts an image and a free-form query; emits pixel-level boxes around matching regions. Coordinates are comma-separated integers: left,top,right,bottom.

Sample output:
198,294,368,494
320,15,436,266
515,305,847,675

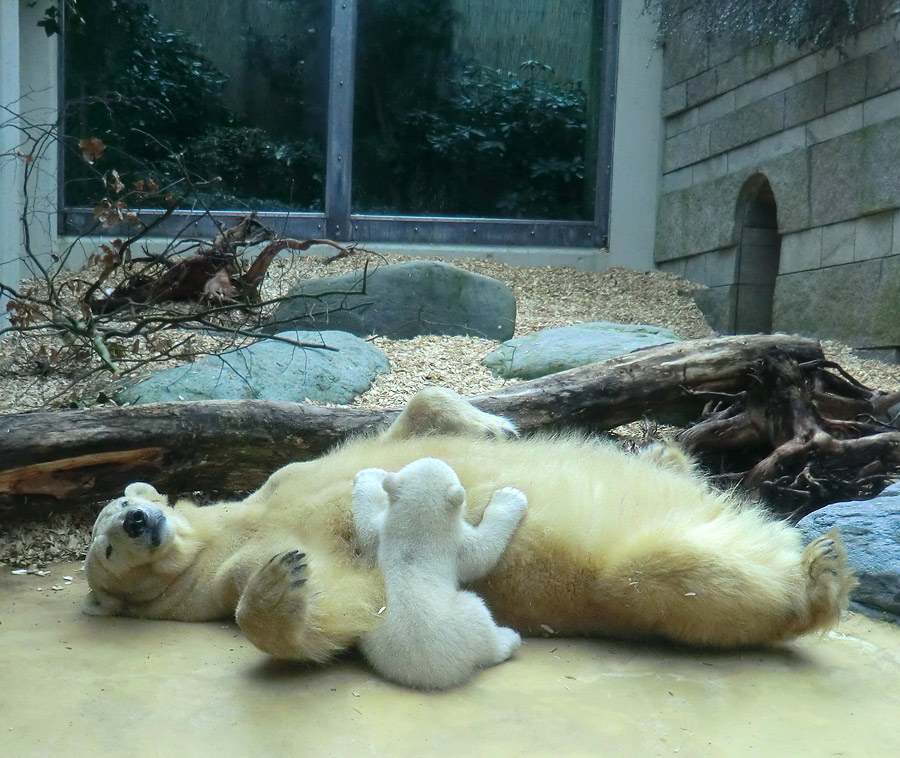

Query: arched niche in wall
732,174,781,334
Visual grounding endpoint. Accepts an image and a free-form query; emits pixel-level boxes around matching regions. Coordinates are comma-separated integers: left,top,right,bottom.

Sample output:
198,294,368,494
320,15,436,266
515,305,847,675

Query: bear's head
83,482,197,616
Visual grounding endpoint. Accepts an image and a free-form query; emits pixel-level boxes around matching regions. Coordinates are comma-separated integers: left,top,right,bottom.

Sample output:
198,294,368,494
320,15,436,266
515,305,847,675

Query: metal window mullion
594,0,621,247
55,1,65,236
325,0,358,241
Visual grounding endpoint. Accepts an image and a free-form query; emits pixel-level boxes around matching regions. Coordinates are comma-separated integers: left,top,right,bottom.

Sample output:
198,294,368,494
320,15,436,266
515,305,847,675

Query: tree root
678,350,900,519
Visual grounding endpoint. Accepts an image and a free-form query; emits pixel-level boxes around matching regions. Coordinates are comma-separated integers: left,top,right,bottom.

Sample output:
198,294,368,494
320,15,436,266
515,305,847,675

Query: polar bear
352,458,526,689
83,387,854,665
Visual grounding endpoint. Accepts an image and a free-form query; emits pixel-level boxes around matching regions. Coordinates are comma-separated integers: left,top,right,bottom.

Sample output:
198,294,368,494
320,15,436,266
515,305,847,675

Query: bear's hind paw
803,532,842,580
480,414,519,440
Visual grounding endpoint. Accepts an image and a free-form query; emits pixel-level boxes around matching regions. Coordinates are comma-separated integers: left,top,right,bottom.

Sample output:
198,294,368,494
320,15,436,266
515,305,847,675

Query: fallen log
0,334,825,513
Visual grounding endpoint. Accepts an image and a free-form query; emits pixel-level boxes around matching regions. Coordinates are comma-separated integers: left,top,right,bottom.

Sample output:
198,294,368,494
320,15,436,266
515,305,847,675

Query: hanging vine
643,0,891,53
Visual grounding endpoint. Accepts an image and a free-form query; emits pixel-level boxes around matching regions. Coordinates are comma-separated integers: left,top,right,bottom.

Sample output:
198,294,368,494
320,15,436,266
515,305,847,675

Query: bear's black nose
123,508,147,538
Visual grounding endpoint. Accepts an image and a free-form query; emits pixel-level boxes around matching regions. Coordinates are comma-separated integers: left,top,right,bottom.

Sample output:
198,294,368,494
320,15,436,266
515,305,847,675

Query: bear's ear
82,588,124,617
382,473,399,501
124,482,167,505
447,484,465,510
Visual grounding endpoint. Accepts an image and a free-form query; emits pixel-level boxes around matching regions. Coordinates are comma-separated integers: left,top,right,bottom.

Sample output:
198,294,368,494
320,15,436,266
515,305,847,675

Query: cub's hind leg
383,386,517,441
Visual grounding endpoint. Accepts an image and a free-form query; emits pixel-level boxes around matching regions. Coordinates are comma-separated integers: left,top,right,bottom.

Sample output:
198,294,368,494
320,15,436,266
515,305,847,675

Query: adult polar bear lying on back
84,387,854,664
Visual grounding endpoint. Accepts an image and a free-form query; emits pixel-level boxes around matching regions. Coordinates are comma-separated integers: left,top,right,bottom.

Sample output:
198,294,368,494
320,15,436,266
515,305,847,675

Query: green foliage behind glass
353,0,589,220
187,127,323,210
63,0,589,219
63,0,230,203
63,0,324,209
355,63,587,219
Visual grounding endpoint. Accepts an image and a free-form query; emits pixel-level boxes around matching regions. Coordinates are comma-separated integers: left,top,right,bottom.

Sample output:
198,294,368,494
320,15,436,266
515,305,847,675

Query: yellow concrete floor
2,562,900,758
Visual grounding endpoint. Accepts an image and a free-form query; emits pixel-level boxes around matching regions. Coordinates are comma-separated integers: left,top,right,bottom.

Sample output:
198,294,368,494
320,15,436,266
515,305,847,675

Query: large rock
798,482,900,623
263,260,516,340
483,322,681,380
115,330,389,406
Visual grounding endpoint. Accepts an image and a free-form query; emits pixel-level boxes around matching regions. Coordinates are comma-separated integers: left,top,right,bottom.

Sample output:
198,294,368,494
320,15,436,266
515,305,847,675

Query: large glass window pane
63,0,329,213
352,0,598,221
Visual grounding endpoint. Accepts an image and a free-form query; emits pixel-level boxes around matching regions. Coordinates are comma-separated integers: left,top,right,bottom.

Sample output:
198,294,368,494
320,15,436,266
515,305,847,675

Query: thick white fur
84,387,855,667
352,458,526,689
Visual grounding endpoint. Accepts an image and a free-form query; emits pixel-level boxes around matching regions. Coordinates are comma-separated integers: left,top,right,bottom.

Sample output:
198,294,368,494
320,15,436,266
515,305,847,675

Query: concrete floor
2,562,900,758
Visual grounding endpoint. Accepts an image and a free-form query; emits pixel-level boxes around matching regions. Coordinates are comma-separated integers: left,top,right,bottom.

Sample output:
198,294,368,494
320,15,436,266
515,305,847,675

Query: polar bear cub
352,457,528,690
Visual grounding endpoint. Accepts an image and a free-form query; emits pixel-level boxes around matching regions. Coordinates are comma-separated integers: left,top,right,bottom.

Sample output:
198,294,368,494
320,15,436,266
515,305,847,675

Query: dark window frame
60,0,620,248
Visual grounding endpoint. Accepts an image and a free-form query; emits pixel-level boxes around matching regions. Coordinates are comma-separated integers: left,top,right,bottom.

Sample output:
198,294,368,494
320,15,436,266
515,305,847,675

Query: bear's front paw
488,486,528,522
237,549,309,627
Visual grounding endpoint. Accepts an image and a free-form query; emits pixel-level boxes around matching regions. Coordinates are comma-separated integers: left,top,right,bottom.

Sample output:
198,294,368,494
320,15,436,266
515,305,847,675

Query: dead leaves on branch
88,212,354,313
78,136,106,164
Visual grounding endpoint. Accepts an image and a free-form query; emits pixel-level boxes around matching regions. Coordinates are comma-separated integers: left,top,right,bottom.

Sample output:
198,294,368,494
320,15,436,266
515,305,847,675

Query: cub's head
382,457,466,527
83,482,196,617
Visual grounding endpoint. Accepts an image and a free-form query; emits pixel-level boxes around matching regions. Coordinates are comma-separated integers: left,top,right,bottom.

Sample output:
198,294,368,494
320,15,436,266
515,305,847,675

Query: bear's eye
105,543,113,560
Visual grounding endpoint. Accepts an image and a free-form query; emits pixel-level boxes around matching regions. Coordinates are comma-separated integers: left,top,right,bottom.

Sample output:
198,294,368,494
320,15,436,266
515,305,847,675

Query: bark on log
0,334,825,513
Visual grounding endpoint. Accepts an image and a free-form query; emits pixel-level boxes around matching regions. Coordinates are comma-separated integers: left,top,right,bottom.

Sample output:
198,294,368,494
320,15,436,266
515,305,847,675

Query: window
61,0,619,247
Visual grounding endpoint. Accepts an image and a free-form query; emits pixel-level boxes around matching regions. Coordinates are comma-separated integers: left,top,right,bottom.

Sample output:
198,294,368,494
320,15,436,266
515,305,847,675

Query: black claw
291,563,307,575
291,578,308,590
280,549,303,565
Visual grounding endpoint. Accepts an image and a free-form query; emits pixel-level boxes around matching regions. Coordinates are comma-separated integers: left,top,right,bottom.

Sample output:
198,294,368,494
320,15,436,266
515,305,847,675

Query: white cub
352,457,528,690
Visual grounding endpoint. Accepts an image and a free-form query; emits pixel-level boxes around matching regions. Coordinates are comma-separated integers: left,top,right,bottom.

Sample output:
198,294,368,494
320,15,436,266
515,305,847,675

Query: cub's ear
124,482,168,505
382,473,399,501
82,589,124,617
447,484,466,509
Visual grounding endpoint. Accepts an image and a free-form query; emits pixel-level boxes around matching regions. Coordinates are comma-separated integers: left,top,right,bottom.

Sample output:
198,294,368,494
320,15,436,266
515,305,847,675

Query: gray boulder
264,260,516,340
116,330,389,406
798,482,900,623
483,321,681,380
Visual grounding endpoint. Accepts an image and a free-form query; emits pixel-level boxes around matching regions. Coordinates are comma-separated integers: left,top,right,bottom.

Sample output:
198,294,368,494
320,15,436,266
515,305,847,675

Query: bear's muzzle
122,505,166,547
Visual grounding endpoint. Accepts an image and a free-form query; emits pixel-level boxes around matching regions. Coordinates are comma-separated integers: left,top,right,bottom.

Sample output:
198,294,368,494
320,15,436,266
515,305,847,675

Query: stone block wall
656,1,900,349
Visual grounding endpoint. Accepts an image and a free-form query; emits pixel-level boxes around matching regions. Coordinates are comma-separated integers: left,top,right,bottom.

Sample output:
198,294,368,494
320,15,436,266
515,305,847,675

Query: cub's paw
353,467,389,493
488,486,528,521
237,549,309,624
497,626,522,658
